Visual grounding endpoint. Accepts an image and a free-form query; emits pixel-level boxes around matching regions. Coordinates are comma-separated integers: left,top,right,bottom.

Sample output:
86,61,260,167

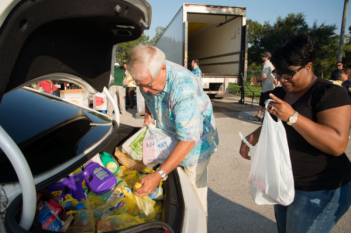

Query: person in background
191,59,202,80
127,45,219,218
107,63,126,115
338,67,351,99
254,51,275,121
123,63,137,110
35,80,60,97
329,61,343,81
240,33,351,233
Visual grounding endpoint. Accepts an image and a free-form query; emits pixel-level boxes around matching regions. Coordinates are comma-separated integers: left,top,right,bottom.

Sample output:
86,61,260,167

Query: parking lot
118,94,351,233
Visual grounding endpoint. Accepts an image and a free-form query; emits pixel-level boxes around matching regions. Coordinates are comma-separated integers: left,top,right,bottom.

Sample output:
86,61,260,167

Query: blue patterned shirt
141,61,219,167
192,67,202,78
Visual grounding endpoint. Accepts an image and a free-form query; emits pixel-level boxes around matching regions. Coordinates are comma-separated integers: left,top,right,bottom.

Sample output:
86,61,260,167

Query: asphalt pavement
118,94,351,233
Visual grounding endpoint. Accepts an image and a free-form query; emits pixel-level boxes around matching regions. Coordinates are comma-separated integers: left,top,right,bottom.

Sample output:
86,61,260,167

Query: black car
0,0,206,233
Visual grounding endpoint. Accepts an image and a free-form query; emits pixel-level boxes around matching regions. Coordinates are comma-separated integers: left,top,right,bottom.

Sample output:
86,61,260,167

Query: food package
114,147,147,170
92,197,126,220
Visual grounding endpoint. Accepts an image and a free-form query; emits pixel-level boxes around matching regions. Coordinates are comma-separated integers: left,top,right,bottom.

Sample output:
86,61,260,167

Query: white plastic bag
142,124,178,165
136,87,145,115
122,127,147,161
238,99,294,206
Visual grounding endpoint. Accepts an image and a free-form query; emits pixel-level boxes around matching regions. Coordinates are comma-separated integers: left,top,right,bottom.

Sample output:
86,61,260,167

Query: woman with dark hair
239,33,351,232
338,67,351,99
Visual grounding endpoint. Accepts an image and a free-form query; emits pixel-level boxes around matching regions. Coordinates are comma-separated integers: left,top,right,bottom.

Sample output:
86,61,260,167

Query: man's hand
135,172,162,197
144,114,153,126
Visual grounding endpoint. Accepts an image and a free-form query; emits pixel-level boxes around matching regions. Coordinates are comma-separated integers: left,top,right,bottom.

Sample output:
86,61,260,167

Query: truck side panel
188,15,242,75
155,8,184,65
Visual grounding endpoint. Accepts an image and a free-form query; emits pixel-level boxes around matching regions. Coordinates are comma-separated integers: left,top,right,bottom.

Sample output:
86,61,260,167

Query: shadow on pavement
211,97,262,126
207,188,277,233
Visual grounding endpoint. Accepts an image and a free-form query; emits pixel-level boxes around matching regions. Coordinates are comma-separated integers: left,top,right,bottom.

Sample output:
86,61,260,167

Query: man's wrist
156,167,168,181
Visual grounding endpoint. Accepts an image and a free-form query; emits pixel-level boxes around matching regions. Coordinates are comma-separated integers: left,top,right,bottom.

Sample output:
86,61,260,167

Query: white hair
126,45,166,81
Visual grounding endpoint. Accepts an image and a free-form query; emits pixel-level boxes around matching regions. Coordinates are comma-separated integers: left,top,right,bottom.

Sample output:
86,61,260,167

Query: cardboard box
114,147,147,170
60,89,88,107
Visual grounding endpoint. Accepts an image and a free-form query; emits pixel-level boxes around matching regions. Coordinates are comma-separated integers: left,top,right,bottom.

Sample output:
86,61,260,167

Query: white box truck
155,3,248,100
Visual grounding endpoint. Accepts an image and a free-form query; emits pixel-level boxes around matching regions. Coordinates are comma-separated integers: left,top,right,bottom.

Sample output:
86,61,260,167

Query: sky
144,0,351,39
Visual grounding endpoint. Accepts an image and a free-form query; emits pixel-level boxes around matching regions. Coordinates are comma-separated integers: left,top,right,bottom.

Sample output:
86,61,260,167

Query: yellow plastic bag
97,214,145,232
139,168,154,174
66,203,95,233
87,194,105,210
123,187,156,220
123,170,141,187
92,197,127,220
134,182,163,201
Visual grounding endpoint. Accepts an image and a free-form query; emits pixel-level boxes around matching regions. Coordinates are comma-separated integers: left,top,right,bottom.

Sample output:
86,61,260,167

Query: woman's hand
239,134,253,160
267,93,296,122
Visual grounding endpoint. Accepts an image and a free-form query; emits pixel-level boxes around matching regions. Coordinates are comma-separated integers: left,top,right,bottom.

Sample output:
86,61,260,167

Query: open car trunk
0,0,151,100
1,88,184,233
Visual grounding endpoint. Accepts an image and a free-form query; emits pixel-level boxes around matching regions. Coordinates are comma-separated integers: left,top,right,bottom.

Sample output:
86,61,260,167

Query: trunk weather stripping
0,185,8,219
0,126,36,230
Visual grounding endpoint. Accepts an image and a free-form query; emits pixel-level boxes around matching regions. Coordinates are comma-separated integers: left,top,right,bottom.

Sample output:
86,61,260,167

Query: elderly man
127,45,219,217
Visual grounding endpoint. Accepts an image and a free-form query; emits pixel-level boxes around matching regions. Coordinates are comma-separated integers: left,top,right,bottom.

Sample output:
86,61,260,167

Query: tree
247,19,265,71
246,13,340,79
309,22,338,78
149,26,166,45
115,33,150,64
114,27,166,64
259,13,309,59
340,26,351,68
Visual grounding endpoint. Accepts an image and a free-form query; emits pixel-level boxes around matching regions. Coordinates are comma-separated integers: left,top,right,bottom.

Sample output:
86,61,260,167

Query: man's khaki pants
107,85,126,115
182,158,210,217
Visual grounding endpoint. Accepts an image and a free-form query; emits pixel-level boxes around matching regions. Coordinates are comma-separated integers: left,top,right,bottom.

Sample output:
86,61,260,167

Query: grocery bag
142,124,178,165
238,99,294,206
122,127,147,161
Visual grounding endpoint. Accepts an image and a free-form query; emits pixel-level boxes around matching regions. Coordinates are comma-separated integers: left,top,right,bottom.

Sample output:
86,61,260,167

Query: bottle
100,152,119,174
47,178,72,203
63,201,72,213
68,168,87,201
72,203,95,232
83,161,117,195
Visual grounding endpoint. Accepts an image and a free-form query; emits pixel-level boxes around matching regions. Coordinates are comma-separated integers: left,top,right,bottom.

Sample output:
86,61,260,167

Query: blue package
36,206,63,232
148,188,163,200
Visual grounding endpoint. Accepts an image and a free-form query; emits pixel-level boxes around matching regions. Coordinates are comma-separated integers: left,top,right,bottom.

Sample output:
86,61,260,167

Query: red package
47,200,63,215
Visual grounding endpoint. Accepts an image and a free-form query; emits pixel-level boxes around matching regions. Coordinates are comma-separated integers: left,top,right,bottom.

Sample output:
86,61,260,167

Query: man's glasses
272,66,305,80
136,78,155,88
337,65,342,67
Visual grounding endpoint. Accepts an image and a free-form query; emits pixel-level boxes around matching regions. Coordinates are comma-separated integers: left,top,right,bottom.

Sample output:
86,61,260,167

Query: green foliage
309,22,338,78
114,26,166,64
341,30,351,69
149,26,166,45
228,83,262,99
115,33,150,64
247,13,342,78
